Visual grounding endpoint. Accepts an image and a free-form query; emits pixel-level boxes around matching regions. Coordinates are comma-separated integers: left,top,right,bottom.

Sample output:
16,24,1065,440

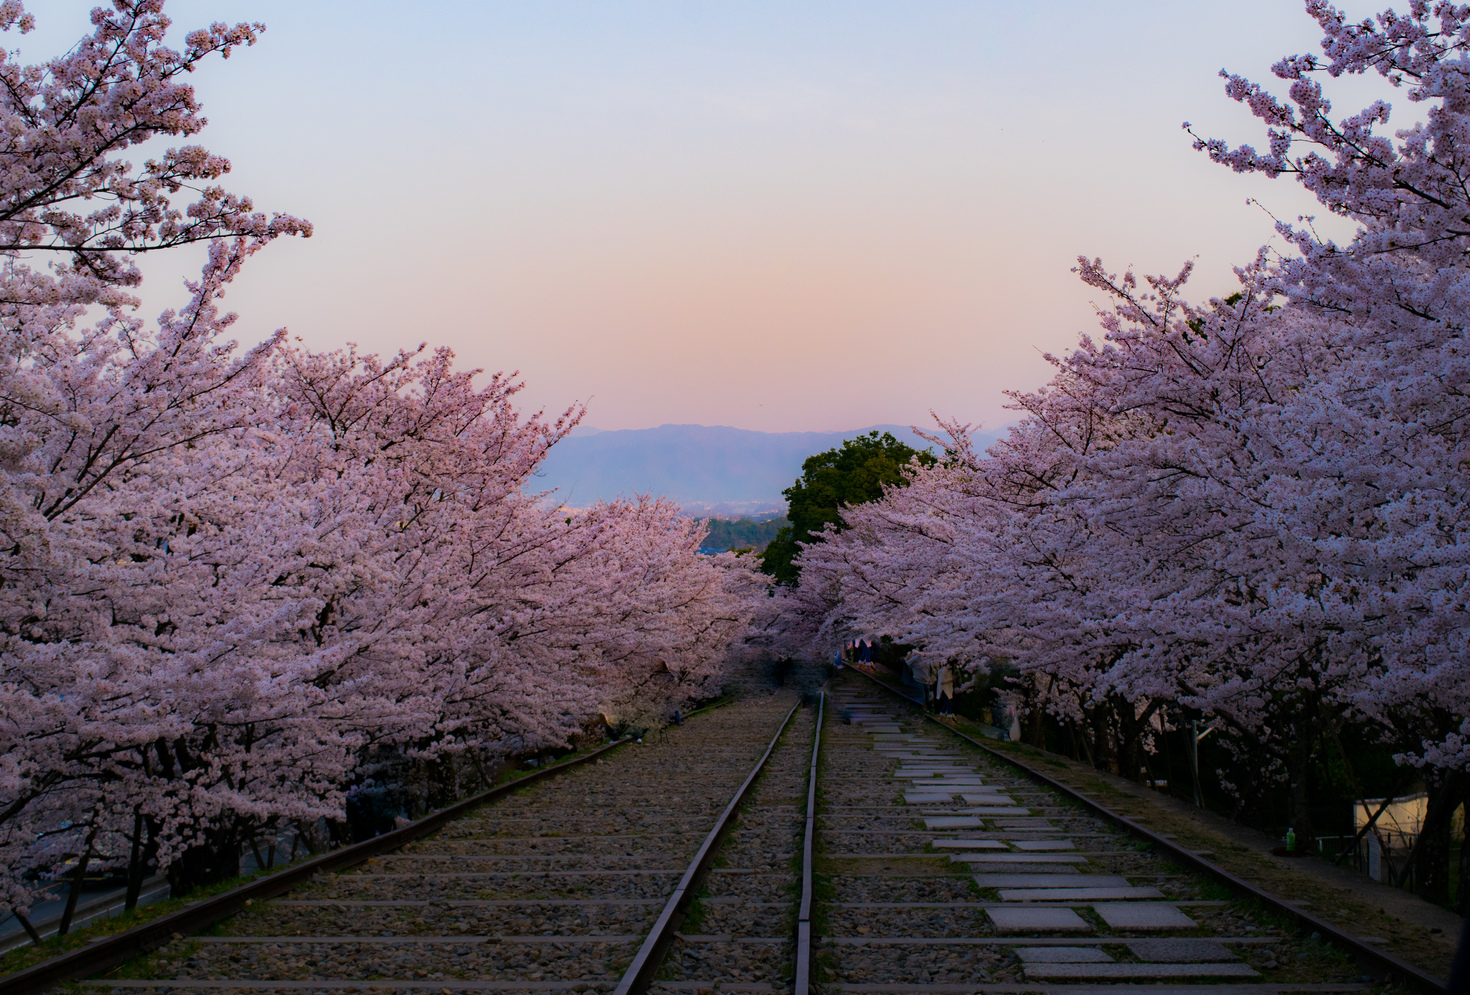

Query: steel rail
0,738,631,995
612,699,803,995
849,665,1448,994
794,692,824,995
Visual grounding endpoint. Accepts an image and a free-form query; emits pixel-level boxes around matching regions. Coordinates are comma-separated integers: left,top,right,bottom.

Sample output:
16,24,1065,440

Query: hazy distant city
534,423,1006,514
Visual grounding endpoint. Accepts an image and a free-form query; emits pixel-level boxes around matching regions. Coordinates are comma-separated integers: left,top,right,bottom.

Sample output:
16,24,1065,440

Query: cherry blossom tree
787,0,1470,897
0,0,312,919
0,0,758,925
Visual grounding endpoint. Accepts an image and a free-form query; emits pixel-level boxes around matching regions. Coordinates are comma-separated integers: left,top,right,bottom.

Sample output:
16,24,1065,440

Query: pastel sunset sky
31,1,1368,433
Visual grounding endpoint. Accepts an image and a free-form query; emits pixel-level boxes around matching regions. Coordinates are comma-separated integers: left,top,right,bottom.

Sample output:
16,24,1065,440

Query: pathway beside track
817,671,1394,994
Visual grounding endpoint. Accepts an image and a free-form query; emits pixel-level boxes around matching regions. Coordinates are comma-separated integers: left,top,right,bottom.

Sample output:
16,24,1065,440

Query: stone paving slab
924,816,981,829
1011,840,1076,850
1023,961,1260,978
974,874,1128,888
955,806,1031,816
883,759,966,765
952,853,1088,864
930,839,1005,849
962,862,1098,873
887,762,962,768
1126,938,1237,962
1093,902,1197,930
898,771,983,777
1015,946,1113,962
904,792,957,804
986,907,1091,932
999,886,1165,901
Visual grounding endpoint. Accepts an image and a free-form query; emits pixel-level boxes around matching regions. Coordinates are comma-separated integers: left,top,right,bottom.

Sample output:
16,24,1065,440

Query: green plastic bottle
1285,827,1296,852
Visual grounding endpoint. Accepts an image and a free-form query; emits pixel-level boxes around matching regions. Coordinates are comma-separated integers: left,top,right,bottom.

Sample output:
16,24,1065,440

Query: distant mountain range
529,423,1008,514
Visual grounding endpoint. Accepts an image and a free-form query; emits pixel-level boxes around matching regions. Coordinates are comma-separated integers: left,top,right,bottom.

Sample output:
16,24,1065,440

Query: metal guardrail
612,699,803,995
849,665,1448,995
0,737,630,995
794,692,823,995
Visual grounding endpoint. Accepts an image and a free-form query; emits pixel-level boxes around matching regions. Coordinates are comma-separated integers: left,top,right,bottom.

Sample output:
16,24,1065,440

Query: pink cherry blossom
0,1,758,919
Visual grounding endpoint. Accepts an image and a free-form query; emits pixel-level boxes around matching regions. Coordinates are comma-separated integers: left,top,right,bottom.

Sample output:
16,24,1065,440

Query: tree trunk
167,835,241,898
247,835,267,874
57,826,98,936
1188,720,1204,808
1075,718,1096,769
124,809,146,911
1285,717,1316,852
1161,710,1177,798
1091,705,1117,775
1415,768,1459,904
15,913,42,945
1119,698,1162,785
1457,781,1470,914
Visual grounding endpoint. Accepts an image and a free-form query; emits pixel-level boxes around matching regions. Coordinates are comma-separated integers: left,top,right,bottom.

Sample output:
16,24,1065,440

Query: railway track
4,668,1443,995
40,692,813,995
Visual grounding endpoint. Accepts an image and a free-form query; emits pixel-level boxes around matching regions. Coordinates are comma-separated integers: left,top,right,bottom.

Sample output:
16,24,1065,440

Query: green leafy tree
759,431,935,584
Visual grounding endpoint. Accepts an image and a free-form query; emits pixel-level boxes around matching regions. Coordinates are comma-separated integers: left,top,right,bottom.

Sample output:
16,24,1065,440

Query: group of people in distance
835,638,956,717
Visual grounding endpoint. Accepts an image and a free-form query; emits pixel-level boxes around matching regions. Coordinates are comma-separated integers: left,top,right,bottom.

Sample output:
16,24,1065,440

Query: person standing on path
936,663,954,716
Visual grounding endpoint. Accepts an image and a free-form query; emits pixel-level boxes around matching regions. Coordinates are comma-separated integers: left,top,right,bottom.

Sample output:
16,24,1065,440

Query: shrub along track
816,668,1431,994
57,692,814,995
